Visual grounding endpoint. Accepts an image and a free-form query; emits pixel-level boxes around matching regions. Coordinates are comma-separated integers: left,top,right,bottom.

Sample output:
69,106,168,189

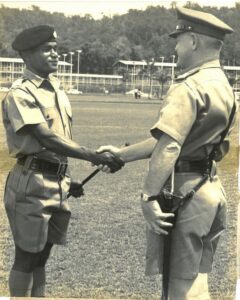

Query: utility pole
69,51,74,90
76,49,82,91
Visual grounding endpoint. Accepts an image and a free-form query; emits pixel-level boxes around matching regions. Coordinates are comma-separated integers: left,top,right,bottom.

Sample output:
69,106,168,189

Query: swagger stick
161,169,176,300
236,201,240,300
235,120,240,300
80,142,130,186
68,142,130,198
161,219,172,300
67,168,100,198
81,168,100,186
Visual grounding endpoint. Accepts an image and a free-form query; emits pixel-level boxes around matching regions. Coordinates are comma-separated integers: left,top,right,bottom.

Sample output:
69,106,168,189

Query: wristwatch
141,193,159,202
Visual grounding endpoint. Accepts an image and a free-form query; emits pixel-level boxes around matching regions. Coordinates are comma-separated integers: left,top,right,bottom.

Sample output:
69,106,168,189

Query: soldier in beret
98,7,236,299
2,25,124,297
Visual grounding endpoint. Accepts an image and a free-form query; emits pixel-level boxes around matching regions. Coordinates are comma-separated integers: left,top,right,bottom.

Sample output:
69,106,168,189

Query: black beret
169,7,234,40
12,25,57,51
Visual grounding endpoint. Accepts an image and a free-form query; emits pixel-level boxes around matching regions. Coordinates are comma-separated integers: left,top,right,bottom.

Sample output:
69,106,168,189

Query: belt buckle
57,163,67,176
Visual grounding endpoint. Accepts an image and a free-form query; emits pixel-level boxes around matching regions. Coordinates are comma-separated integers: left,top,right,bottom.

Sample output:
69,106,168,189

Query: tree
155,69,171,99
112,36,132,60
236,2,240,10
171,1,177,9
0,4,239,73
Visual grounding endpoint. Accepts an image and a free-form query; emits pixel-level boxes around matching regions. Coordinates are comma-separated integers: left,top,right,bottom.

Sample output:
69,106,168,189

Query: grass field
0,93,239,299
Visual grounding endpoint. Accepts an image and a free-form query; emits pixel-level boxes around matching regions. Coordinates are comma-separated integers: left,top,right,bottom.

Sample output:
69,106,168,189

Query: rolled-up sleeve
6,89,46,133
151,82,197,145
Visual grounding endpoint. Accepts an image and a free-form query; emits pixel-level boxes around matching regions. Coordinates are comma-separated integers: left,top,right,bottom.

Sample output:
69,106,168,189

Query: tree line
1,2,240,74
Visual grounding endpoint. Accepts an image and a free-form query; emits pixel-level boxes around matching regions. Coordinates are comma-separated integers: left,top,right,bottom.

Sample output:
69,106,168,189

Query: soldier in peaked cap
2,25,124,297
97,7,236,300
169,7,234,40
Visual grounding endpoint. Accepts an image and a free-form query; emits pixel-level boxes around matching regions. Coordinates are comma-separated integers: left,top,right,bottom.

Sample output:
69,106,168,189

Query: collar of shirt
176,59,221,81
23,68,60,90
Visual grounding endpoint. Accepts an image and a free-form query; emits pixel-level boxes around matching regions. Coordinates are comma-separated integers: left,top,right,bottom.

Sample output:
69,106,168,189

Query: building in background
114,59,240,98
0,57,240,98
0,57,72,88
113,59,176,98
0,57,123,94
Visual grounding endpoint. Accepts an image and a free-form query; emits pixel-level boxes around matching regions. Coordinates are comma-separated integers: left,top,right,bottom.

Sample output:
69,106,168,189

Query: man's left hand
68,180,84,198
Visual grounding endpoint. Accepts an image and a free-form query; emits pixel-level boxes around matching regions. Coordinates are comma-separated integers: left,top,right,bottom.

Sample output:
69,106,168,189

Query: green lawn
0,93,238,299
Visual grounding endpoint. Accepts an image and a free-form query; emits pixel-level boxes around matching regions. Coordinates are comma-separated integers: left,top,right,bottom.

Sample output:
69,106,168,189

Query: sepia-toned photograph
0,1,239,299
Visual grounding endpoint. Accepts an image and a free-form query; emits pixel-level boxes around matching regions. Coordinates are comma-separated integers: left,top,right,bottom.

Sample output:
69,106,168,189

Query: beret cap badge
53,31,57,39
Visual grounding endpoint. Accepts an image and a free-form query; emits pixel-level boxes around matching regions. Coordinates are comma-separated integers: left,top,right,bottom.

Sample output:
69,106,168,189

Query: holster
158,189,185,228
159,188,184,210
158,168,211,229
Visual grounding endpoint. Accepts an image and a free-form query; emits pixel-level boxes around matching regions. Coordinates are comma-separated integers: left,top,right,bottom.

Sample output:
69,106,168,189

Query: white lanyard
170,168,175,194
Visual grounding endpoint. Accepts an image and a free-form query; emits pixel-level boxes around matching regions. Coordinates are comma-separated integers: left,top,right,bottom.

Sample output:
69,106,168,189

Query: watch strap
141,193,160,202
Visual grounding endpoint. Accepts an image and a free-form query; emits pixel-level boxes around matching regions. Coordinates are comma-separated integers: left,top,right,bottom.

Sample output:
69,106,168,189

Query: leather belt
175,159,211,174
17,156,68,176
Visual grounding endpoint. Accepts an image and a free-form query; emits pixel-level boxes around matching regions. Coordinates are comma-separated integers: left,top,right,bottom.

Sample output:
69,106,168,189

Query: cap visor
169,30,180,38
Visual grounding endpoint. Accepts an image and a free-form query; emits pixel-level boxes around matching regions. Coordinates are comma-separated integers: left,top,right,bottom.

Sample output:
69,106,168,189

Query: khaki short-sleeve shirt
151,60,235,160
2,69,72,162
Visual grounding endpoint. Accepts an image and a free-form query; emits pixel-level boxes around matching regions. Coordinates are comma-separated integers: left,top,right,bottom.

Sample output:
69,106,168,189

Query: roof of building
0,57,71,65
116,59,240,71
0,57,23,63
223,65,240,71
71,73,122,78
1,57,240,73
115,59,177,67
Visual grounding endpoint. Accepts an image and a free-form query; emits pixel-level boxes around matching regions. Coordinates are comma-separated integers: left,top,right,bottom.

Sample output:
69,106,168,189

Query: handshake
92,151,125,173
68,145,126,199
92,144,126,173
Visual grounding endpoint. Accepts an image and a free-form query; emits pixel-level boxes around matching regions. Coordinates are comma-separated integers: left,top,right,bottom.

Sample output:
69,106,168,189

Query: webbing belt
17,156,68,176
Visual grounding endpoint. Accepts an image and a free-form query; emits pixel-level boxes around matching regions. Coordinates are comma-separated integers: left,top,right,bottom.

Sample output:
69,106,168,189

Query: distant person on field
137,88,141,99
97,7,236,299
1,25,124,297
134,88,138,99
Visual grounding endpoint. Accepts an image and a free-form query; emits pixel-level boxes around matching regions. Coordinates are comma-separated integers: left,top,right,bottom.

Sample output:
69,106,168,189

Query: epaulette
10,78,27,90
175,68,200,82
10,78,32,93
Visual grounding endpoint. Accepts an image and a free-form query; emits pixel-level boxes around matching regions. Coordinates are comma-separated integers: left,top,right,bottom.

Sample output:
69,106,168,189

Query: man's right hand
92,151,124,173
96,145,123,173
